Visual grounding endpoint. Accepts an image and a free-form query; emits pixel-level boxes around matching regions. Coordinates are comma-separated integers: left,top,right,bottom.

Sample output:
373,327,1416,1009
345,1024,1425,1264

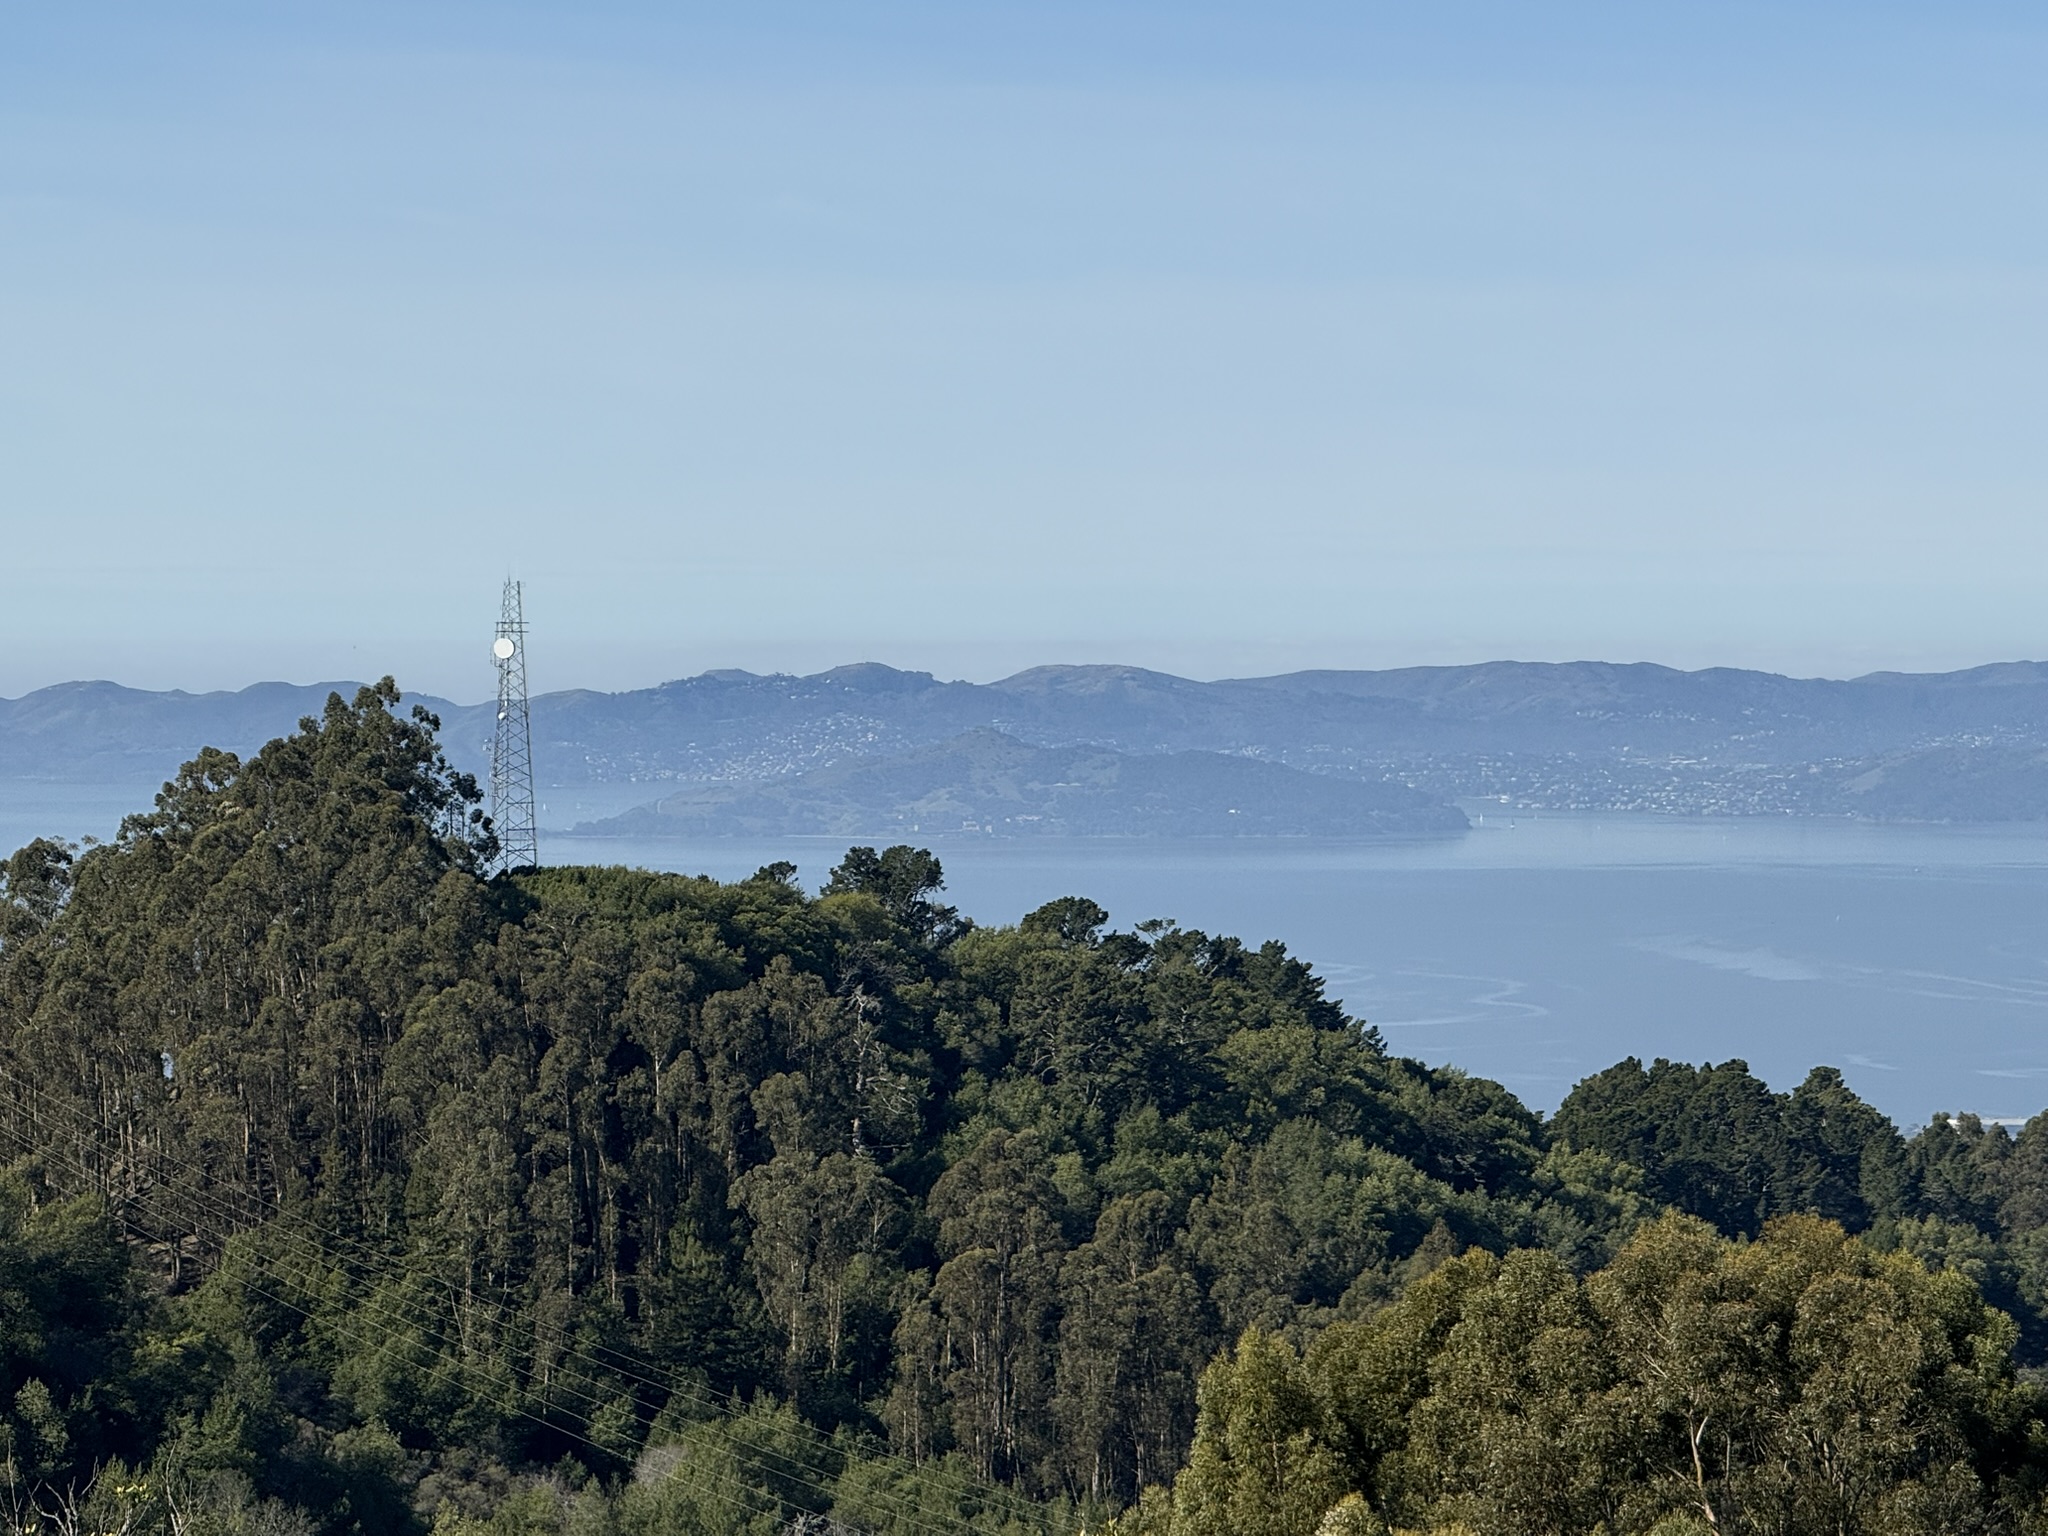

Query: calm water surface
558,814,2048,1126
9,779,2047,1125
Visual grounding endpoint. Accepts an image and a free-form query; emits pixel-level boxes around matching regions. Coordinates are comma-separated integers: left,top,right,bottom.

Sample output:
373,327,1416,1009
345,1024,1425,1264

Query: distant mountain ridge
7,659,2048,828
0,679,417,781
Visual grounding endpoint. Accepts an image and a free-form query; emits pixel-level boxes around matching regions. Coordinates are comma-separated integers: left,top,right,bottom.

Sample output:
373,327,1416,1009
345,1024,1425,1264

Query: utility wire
0,1105,864,1536
1,1072,885,1513
0,1069,1061,1536
0,1113,802,1535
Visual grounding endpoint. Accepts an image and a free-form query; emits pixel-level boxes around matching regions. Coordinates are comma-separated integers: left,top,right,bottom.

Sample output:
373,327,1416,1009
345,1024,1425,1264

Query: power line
4,1081,1011,1536
0,1069,1068,1536
0,1115,817,1534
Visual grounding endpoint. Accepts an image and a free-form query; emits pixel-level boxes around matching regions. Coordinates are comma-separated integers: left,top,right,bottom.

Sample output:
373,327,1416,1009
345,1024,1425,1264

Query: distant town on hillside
7,659,2048,836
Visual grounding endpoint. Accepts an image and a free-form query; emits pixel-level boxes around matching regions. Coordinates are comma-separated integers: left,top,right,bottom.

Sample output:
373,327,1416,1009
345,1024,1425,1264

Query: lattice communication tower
489,579,540,872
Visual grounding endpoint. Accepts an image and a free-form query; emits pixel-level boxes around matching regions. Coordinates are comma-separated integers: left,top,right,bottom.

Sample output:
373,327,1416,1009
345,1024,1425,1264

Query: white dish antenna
492,636,517,660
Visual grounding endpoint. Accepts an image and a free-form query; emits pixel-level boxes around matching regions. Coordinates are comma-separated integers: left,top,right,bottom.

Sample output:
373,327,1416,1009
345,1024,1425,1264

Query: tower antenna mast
489,579,539,872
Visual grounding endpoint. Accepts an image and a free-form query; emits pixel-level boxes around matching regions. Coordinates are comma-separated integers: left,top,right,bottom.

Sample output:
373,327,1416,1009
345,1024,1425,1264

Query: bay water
9,778,2046,1126
544,814,2048,1127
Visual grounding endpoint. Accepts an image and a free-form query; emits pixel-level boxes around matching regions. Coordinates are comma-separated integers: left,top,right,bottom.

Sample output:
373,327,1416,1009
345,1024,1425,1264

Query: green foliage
1169,1215,2048,1536
824,846,964,945
1553,1058,2048,1361
7,689,2048,1532
1171,1329,1344,1536
1553,1060,1897,1236
0,1176,148,1492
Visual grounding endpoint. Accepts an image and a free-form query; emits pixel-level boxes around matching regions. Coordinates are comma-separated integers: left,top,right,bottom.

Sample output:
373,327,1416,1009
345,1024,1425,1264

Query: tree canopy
0,684,2046,1534
1133,1213,2047,1536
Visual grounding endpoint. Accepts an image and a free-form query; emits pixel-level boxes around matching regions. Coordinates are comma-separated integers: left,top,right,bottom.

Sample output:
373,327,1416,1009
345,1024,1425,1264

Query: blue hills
8,659,2048,832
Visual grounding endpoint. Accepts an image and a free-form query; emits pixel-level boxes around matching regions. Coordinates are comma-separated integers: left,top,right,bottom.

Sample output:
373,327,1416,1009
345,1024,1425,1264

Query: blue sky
4,2,2046,698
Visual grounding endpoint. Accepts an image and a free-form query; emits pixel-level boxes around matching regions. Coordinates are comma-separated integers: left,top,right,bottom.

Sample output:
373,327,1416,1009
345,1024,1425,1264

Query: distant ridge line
9,660,2048,828
12,655,2048,712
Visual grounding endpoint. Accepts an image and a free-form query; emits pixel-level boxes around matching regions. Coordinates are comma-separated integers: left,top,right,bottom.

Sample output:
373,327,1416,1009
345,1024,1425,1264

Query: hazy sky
5,2,2047,699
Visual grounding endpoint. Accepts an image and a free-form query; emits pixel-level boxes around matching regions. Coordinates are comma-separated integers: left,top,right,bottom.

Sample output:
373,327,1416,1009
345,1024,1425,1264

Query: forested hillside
587,728,1465,838
4,684,2048,1534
